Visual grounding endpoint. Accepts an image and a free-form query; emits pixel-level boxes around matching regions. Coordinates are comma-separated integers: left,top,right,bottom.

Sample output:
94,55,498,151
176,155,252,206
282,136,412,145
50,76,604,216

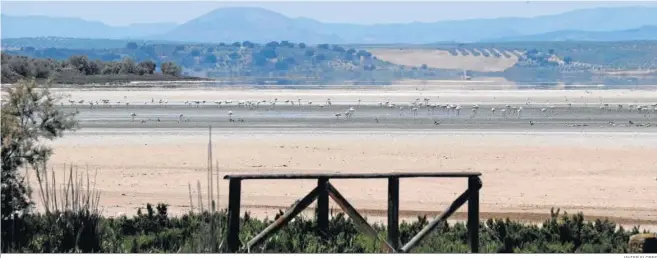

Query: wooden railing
223,172,482,253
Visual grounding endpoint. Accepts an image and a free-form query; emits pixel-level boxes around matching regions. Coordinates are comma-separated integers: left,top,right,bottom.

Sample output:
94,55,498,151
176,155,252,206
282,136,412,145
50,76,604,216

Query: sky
2,1,657,26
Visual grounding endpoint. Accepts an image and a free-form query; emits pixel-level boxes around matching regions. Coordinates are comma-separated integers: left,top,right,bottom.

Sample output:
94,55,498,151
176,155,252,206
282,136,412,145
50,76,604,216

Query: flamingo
517,107,524,119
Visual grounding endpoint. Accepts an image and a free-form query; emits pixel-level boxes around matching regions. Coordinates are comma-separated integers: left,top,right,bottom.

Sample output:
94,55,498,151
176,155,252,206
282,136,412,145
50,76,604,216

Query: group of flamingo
63,95,657,125
64,97,169,108
127,97,657,124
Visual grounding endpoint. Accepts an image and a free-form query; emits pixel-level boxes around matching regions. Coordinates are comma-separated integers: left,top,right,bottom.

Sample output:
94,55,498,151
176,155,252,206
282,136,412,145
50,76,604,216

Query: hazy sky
3,1,657,26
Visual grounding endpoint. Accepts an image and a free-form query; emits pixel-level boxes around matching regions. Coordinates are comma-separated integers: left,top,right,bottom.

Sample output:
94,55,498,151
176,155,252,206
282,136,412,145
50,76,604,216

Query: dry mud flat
36,87,657,229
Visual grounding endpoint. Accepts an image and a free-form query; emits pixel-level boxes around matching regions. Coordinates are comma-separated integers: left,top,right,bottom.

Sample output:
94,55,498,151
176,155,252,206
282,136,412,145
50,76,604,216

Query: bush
1,205,647,253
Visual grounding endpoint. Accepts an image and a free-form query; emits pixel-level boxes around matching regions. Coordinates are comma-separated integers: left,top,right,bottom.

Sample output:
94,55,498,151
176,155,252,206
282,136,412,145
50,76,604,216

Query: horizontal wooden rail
224,172,481,180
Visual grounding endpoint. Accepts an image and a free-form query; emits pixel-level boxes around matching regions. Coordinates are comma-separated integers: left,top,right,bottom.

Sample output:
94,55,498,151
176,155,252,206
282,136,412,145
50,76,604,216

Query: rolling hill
3,6,657,44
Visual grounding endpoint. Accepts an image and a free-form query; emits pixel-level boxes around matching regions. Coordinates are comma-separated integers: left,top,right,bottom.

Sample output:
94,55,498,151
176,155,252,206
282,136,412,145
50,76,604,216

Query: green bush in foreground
1,205,648,253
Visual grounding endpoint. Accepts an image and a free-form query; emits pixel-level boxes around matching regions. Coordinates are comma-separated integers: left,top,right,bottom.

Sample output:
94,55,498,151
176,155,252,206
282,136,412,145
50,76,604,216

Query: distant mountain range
3,6,657,44
485,25,657,42
0,14,178,39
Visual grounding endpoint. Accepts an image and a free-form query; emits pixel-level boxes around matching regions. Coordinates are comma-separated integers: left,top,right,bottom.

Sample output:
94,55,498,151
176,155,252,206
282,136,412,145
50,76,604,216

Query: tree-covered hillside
4,40,464,84
4,38,657,86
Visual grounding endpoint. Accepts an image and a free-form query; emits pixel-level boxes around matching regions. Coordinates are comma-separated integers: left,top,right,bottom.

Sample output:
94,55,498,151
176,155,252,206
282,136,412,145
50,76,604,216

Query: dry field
27,87,657,230
368,48,519,72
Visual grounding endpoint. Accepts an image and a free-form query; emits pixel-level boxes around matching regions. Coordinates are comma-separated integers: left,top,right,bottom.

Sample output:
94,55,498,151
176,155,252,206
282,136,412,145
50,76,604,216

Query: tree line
1,52,182,83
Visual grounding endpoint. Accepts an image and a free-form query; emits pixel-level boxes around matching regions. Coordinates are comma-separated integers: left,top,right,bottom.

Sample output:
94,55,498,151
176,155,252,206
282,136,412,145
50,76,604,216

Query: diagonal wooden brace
401,177,482,253
327,183,396,253
246,186,321,250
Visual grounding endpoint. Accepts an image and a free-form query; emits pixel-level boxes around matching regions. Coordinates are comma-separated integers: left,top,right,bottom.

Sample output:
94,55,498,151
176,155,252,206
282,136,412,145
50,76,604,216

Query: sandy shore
40,128,657,226
24,87,657,230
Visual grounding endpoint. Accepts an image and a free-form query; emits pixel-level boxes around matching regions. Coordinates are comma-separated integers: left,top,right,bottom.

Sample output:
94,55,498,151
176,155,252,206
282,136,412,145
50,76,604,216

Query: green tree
242,41,255,48
137,60,157,75
126,42,139,50
120,57,137,74
227,52,240,60
304,49,315,57
9,58,34,78
252,53,268,66
101,61,121,75
2,63,20,83
89,60,103,75
260,47,277,59
275,59,290,70
314,53,326,61
32,59,53,78
67,55,93,75
298,43,307,49
204,54,217,64
332,45,345,53
1,79,78,220
281,41,295,48
161,62,181,76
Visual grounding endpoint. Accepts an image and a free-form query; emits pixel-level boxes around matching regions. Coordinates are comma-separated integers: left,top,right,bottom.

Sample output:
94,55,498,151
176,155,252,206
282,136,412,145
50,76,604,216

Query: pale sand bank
38,128,657,227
